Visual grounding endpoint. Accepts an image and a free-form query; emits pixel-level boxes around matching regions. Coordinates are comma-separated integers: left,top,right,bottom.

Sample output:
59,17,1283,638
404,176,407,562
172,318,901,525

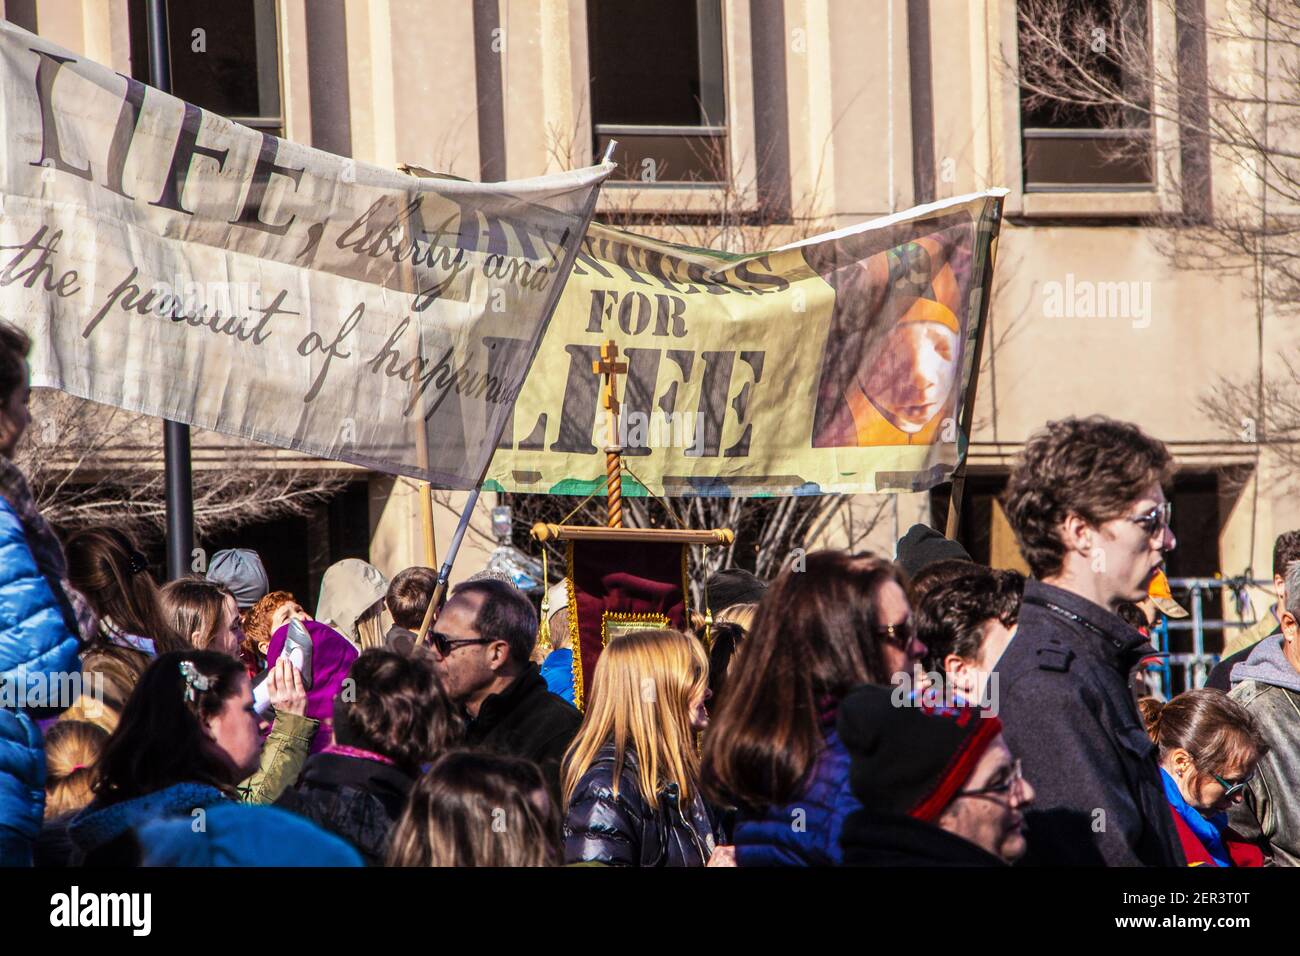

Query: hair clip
178,660,212,702
127,551,148,575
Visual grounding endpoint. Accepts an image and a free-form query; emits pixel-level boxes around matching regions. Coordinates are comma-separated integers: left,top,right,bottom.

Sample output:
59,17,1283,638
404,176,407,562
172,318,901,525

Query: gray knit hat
207,548,270,609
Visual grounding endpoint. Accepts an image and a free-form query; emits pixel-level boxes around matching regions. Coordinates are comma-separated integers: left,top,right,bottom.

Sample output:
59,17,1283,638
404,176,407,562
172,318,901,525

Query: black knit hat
707,568,767,611
894,524,972,579
836,683,1003,823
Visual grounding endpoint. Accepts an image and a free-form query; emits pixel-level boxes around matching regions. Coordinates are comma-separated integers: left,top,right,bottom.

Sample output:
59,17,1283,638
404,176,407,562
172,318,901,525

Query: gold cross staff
591,340,628,527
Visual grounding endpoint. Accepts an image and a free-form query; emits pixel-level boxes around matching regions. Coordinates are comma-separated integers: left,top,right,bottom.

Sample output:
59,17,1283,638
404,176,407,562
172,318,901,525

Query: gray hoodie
1228,635,1300,865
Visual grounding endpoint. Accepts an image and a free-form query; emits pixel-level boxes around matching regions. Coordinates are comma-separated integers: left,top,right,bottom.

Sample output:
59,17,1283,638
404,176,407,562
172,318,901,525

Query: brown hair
333,649,463,774
388,750,560,867
1139,690,1268,789
386,567,437,631
43,720,109,820
65,527,183,652
95,650,248,803
1002,416,1173,578
1273,531,1300,578
243,590,295,653
0,319,31,399
701,550,909,810
160,577,233,651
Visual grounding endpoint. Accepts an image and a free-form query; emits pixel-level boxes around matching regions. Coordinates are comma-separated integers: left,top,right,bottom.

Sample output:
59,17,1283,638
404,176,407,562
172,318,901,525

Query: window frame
578,0,761,215
127,0,287,138
996,0,1184,218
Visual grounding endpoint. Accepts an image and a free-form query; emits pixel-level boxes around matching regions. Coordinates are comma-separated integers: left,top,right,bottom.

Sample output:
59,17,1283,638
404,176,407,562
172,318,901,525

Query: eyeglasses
957,758,1024,800
1212,770,1254,801
429,632,494,657
1127,502,1173,540
876,618,917,650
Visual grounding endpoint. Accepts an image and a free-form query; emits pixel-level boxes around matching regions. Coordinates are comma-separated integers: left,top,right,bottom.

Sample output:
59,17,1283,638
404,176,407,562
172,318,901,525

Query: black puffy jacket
563,742,723,867
275,752,415,865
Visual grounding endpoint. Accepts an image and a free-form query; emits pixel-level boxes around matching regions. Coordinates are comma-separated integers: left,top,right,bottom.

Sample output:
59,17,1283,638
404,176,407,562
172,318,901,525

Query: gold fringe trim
600,610,671,649
566,540,583,710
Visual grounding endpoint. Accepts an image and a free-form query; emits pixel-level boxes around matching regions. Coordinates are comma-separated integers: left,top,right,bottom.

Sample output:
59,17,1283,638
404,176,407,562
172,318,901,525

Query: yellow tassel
536,546,552,655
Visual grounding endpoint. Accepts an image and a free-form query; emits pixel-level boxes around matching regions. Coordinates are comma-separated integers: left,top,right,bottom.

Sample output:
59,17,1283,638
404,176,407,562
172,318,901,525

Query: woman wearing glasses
700,551,926,866
1139,690,1267,867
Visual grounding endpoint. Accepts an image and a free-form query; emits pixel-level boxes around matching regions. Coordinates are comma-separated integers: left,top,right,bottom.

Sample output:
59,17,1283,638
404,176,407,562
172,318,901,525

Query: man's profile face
431,592,493,703
1092,483,1175,605
860,321,959,432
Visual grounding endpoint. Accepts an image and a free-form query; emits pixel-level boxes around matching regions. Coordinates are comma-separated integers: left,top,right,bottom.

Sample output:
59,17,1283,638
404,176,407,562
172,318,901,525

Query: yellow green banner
485,189,1005,497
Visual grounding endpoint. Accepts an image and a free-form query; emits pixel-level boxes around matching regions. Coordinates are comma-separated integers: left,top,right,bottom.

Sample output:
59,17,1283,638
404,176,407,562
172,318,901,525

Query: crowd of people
0,314,1293,867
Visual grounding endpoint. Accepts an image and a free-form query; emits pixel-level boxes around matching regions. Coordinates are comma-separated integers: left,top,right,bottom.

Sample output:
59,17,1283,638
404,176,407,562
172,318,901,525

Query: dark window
931,475,1029,573
589,0,727,184
1017,0,1153,191
3,0,38,33
128,0,282,134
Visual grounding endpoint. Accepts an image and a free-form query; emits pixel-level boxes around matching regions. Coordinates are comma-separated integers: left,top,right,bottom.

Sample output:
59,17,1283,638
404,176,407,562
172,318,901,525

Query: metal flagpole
413,147,617,648
945,197,1003,541
146,0,195,580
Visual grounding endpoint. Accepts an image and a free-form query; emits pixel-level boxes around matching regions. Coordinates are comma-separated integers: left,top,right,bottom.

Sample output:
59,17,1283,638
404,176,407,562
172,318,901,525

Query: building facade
2,0,1283,648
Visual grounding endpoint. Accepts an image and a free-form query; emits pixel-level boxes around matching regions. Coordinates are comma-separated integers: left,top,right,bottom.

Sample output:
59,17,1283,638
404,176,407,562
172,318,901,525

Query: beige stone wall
10,0,1276,589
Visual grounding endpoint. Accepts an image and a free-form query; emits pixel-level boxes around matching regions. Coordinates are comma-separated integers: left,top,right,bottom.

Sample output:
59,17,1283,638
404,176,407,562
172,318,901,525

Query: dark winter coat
563,742,722,867
841,810,1007,866
992,579,1185,867
275,749,415,866
463,663,581,799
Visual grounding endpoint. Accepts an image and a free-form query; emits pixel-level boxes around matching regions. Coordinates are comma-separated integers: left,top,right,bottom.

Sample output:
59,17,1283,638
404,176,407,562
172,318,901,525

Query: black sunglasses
429,632,494,656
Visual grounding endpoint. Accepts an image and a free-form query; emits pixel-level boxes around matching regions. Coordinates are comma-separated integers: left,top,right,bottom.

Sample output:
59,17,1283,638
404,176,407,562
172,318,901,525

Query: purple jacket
266,620,358,755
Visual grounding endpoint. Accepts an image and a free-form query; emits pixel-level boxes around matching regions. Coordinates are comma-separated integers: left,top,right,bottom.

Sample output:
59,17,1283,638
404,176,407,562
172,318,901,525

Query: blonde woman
708,602,757,716
561,628,732,866
34,720,109,866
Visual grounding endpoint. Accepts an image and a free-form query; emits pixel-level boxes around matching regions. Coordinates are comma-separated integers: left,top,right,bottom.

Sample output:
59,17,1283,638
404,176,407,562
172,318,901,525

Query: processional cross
591,340,628,527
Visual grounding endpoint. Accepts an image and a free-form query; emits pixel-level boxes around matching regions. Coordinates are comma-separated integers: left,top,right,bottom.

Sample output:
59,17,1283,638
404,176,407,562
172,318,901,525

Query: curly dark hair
1001,416,1173,578
917,566,1024,674
332,649,463,774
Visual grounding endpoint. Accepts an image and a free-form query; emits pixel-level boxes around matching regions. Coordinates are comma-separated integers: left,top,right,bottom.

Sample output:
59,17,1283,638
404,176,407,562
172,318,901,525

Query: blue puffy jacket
0,497,82,866
732,727,860,867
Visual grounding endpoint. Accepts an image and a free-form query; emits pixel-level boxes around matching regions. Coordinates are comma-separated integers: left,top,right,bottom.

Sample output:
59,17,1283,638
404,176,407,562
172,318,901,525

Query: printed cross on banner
591,340,628,425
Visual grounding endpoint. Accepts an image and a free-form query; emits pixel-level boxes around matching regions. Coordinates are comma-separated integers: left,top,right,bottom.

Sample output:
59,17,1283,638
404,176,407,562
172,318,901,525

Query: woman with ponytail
34,720,108,866
1139,690,1267,867
64,527,184,729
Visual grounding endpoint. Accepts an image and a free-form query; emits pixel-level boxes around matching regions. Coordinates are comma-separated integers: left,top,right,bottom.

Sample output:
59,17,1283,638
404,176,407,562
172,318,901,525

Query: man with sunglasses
428,578,581,800
994,416,1185,866
1228,559,1300,865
